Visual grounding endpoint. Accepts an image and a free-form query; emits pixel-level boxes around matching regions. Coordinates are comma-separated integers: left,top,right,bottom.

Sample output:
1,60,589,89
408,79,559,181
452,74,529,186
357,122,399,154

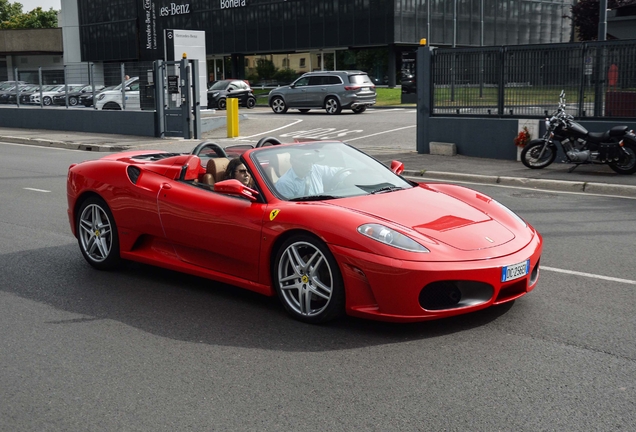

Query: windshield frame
250,141,413,202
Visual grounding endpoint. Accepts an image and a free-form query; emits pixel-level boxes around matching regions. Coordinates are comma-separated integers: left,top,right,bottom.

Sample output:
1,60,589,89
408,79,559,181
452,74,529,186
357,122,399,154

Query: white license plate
501,260,530,282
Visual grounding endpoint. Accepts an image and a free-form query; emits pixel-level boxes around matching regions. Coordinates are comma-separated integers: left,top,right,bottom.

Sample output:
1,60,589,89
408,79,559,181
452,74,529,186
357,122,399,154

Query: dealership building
3,0,573,86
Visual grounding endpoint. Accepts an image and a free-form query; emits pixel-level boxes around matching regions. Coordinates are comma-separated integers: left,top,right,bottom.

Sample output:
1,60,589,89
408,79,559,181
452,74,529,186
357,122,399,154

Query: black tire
270,96,288,114
299,109,310,113
43,96,52,106
520,140,557,169
325,97,342,115
352,106,367,114
608,139,636,175
69,97,78,106
246,97,256,109
76,196,120,270
273,234,345,324
218,98,227,110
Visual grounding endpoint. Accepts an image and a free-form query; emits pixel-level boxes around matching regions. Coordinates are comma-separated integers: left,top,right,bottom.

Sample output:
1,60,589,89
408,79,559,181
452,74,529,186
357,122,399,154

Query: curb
403,170,636,198
1,135,127,152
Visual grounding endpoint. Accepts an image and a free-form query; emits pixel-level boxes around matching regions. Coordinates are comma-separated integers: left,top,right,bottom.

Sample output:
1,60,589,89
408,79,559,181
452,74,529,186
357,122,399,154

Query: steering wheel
327,168,355,191
191,141,228,158
255,136,282,148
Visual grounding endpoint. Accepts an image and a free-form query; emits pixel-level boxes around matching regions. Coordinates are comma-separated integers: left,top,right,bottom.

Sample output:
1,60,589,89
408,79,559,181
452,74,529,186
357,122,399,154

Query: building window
282,58,289,68
299,58,306,68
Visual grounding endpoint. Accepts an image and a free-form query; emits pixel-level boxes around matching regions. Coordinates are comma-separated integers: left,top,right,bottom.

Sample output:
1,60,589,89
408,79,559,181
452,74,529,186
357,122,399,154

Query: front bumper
331,234,543,322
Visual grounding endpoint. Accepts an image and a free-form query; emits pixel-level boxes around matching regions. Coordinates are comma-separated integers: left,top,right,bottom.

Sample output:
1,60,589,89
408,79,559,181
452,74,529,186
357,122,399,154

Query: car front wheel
270,96,288,114
77,196,120,270
274,234,344,323
325,97,342,115
69,97,78,106
218,98,227,110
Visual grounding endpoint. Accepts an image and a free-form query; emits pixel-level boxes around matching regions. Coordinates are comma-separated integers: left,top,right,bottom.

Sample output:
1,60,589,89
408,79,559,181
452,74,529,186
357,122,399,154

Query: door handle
161,183,172,190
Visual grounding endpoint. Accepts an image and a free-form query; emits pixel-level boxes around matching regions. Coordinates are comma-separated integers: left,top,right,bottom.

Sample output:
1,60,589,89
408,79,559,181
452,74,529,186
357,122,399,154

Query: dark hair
224,158,245,180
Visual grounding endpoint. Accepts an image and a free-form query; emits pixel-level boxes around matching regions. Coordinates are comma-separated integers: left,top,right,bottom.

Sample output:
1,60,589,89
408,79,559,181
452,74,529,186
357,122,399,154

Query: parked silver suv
268,70,376,115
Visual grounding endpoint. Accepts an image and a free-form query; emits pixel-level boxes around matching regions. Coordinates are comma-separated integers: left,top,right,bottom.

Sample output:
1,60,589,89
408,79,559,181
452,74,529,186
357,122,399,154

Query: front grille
419,280,494,311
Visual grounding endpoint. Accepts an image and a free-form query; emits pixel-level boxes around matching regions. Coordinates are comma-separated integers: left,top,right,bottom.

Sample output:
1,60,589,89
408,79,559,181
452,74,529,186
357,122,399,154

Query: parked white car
95,77,140,110
30,84,86,106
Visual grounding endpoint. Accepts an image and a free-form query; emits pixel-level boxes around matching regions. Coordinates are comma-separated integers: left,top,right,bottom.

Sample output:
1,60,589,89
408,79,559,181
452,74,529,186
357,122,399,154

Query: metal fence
0,61,155,110
431,39,636,119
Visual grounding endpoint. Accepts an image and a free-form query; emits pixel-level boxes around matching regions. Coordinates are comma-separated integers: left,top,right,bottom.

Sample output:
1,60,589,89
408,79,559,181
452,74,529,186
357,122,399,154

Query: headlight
97,94,105,101
212,91,219,97
492,200,527,227
358,223,429,253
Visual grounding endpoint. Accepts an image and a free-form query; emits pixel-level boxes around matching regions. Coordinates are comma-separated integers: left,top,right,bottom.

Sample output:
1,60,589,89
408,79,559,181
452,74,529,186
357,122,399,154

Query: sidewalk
1,126,635,198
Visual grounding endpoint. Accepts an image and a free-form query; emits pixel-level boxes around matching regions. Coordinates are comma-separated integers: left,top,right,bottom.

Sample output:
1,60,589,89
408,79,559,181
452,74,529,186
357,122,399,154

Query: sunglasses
236,169,249,174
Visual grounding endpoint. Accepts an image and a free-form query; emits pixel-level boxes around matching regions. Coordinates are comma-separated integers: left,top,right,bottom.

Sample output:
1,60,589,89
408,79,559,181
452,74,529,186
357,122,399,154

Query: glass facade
76,0,573,82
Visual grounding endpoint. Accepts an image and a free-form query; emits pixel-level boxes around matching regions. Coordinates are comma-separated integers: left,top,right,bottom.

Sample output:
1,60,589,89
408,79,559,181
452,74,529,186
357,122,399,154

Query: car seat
201,158,230,185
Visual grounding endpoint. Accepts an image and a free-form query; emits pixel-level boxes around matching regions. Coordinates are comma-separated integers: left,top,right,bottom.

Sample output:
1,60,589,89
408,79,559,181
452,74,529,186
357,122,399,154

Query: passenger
275,150,340,199
224,158,253,187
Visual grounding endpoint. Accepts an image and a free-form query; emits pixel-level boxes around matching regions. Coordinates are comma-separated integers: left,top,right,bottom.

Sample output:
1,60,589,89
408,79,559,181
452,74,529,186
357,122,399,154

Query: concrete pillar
388,44,396,88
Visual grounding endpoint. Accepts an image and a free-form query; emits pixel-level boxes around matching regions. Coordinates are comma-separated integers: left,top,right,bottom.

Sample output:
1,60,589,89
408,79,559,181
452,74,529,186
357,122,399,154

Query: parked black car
207,79,256,110
78,85,115,107
401,71,416,94
0,84,36,104
52,84,102,106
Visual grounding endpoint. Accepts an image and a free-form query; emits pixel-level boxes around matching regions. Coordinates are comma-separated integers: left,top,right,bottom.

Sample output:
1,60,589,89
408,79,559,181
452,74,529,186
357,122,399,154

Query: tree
570,0,636,41
0,1,58,29
0,0,22,24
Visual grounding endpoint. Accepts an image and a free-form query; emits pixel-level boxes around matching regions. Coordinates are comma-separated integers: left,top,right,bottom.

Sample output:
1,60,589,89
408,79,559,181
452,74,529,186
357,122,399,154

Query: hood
331,187,515,251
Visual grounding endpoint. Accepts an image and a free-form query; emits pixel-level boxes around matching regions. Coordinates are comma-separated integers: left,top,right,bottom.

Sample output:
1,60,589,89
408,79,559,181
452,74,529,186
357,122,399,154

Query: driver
275,150,341,199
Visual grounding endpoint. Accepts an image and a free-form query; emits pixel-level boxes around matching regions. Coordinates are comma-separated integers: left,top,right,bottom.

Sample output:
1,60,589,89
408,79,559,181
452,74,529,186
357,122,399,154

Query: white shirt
276,165,340,199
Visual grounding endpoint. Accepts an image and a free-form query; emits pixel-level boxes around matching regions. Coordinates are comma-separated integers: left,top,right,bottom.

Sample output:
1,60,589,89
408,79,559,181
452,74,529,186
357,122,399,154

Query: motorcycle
520,91,636,175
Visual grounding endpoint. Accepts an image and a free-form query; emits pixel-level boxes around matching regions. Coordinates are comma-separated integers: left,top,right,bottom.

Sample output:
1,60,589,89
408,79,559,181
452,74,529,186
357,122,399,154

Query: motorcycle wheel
608,139,636,175
521,140,557,169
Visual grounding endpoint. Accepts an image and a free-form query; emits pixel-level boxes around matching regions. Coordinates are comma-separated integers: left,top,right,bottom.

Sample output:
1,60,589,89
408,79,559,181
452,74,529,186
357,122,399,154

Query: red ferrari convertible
67,138,542,323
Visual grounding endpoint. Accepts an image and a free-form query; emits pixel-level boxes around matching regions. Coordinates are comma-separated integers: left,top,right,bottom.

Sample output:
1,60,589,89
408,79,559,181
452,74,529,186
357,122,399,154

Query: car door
229,80,249,104
285,76,310,107
306,76,328,106
124,81,140,110
157,179,266,282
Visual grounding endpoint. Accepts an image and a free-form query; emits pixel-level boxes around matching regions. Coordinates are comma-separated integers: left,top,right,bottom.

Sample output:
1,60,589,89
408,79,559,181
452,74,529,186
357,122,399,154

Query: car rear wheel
102,102,122,110
69,97,78,106
274,234,344,323
218,98,227,110
352,106,367,114
43,96,52,106
270,96,288,114
325,97,342,115
77,196,120,270
245,96,256,109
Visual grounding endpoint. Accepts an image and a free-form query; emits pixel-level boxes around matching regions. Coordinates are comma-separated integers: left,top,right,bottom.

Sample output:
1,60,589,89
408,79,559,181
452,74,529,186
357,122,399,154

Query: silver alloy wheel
325,97,341,114
271,97,287,113
43,96,52,106
69,97,78,106
79,203,113,263
277,241,333,318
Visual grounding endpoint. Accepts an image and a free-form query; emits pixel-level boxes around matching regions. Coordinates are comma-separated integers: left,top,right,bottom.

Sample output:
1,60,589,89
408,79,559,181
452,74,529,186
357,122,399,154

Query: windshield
251,142,413,201
209,80,230,90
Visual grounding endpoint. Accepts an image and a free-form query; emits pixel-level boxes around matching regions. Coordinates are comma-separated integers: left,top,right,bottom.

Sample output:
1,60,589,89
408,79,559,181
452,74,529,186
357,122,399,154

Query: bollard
227,97,239,137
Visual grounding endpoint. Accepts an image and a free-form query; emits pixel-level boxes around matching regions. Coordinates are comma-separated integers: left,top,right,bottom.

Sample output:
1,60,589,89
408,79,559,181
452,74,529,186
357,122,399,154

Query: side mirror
214,179,259,201
390,160,405,175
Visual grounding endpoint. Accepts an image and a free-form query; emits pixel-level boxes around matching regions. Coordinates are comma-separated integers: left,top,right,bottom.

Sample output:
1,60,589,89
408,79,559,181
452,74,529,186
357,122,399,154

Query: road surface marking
24,187,51,193
345,125,416,141
240,119,304,139
542,266,636,286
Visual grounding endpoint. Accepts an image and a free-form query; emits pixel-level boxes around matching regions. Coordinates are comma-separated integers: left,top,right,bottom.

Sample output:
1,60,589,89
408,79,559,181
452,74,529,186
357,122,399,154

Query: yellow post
226,97,239,138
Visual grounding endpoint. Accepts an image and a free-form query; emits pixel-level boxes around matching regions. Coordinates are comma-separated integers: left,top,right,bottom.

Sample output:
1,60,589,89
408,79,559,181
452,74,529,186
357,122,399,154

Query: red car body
67,141,542,323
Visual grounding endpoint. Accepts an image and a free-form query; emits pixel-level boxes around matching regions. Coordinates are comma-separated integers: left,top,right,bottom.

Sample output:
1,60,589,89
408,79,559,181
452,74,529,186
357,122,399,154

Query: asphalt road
1,139,635,431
